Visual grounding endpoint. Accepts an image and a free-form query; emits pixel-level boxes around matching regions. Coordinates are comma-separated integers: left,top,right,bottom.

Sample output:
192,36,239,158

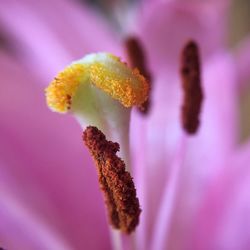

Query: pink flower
0,0,250,249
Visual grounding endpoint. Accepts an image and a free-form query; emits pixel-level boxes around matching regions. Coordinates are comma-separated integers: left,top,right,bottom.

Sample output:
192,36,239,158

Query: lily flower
0,0,250,249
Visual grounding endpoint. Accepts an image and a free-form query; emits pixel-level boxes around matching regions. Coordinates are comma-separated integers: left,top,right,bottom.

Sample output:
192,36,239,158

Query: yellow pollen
45,53,149,112
45,64,86,113
89,60,148,107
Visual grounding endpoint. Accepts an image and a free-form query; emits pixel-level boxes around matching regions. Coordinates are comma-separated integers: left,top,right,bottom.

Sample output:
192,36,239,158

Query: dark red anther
83,126,141,234
180,40,203,134
124,36,152,114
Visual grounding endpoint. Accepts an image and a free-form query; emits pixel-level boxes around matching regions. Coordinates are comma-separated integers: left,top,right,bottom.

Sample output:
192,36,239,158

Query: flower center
45,52,148,235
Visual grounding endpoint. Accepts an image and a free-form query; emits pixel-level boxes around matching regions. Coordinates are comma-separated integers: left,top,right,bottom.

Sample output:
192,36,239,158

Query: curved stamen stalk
152,40,204,249
45,52,149,250
45,53,149,168
151,133,187,250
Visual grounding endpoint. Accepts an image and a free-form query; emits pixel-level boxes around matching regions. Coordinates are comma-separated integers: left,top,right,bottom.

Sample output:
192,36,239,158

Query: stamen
180,40,203,134
124,37,152,114
83,126,141,234
45,53,149,113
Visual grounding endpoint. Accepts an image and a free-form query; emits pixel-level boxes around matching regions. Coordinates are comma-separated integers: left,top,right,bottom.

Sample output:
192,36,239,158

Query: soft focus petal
0,50,111,249
0,0,120,82
189,142,250,249
162,51,238,249
136,1,229,74
131,71,180,247
131,49,238,248
0,185,71,250
187,51,238,172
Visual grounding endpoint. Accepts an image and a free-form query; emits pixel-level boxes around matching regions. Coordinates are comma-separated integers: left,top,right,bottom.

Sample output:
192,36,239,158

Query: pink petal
163,51,238,249
136,1,229,75
188,141,250,249
0,186,72,250
0,0,120,83
131,50,238,248
131,71,182,247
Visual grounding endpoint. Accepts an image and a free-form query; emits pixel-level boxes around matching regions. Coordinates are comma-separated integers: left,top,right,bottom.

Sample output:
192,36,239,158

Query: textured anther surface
45,64,85,113
45,53,149,113
125,37,152,114
83,126,141,234
180,41,203,134
88,54,149,108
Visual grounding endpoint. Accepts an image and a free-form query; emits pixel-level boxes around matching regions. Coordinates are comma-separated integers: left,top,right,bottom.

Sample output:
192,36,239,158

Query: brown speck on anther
83,126,141,234
180,40,203,134
124,37,152,114
66,94,72,109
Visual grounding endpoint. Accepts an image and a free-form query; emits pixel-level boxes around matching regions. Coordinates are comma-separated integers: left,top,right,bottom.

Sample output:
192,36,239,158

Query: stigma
45,53,149,113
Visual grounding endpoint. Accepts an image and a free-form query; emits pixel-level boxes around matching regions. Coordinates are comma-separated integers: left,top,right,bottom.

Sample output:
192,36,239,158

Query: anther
124,37,152,114
83,126,141,234
45,53,149,113
180,40,203,134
